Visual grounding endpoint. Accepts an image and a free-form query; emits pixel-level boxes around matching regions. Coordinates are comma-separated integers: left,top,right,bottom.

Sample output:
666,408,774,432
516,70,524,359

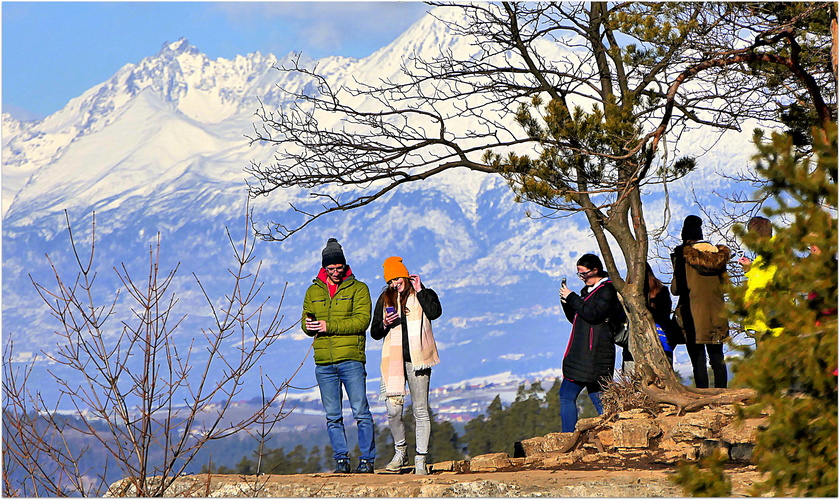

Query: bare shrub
601,370,661,417
2,208,300,496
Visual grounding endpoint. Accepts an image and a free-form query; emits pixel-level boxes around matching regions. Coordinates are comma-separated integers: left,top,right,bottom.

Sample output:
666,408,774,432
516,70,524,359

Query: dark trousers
686,342,727,388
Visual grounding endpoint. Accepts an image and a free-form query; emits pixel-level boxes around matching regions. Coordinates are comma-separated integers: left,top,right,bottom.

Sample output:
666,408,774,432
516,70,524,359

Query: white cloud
289,331,310,341
434,339,472,351
447,304,561,329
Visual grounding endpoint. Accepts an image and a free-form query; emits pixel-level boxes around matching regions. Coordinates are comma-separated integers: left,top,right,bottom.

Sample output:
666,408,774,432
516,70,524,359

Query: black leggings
686,342,727,388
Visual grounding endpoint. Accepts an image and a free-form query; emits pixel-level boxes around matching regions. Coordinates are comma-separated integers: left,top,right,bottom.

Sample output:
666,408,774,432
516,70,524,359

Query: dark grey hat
681,215,703,241
321,238,346,267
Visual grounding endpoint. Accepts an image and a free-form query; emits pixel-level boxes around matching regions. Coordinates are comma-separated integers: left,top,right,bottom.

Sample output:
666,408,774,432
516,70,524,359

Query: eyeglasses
325,265,345,274
577,269,595,278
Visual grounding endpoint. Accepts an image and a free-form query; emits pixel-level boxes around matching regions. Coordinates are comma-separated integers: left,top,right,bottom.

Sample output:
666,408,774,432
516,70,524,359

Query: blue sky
2,1,430,120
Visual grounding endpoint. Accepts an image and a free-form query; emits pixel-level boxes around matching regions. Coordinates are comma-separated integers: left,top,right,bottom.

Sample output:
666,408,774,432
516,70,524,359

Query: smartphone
561,277,567,288
385,306,396,315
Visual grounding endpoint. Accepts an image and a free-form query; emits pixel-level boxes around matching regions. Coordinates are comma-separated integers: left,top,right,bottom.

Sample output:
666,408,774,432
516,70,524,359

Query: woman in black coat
558,254,621,433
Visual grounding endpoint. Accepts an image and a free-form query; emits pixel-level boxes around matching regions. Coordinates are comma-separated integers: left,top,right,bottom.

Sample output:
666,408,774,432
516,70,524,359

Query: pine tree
286,444,307,473
732,123,837,496
677,124,837,496
462,381,568,457
373,421,394,470
235,455,255,475
304,445,322,473
263,447,289,474
428,418,463,462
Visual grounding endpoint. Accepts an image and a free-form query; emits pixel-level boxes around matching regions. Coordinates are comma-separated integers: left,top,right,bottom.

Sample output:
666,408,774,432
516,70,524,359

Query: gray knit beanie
321,238,346,267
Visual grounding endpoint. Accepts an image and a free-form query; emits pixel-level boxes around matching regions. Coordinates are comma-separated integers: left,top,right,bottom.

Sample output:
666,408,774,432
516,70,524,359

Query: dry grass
600,369,660,417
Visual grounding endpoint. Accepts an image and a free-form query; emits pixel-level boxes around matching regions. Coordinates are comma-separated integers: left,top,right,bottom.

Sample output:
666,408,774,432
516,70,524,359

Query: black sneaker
334,458,351,473
353,459,374,474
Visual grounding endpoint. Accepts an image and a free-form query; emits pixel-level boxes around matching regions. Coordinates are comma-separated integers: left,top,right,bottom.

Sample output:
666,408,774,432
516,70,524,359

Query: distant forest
203,379,599,474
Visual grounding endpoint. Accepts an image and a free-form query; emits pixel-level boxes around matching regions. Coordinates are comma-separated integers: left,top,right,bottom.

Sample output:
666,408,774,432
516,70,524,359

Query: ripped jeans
385,362,431,454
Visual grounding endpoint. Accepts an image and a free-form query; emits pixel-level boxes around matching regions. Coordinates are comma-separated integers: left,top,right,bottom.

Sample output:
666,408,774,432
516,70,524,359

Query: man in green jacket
302,238,375,474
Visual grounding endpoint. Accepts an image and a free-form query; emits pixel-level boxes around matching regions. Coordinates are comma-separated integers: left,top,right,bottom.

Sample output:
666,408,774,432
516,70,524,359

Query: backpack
608,303,629,349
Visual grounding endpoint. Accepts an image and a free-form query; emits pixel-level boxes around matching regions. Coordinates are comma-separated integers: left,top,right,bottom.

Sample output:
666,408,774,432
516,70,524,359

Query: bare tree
246,3,834,407
2,208,301,496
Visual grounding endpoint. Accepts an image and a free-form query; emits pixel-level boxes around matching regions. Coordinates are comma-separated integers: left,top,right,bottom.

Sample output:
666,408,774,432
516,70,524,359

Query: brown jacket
671,241,731,344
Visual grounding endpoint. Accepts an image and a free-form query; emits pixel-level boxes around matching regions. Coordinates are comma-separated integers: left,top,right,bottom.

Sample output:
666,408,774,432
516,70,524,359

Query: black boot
334,458,350,473
353,459,374,473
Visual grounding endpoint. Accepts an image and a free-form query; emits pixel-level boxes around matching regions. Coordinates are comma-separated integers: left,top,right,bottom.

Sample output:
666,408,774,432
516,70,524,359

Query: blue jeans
315,360,376,461
559,378,604,433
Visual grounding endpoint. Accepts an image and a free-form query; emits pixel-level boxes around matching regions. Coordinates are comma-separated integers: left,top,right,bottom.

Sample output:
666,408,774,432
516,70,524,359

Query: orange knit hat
383,256,409,283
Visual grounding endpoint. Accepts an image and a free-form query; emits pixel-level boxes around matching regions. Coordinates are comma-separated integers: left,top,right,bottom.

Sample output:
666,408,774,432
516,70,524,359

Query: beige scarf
380,291,440,396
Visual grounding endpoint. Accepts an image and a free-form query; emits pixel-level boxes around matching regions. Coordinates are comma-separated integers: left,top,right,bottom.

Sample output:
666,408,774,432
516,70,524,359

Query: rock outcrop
107,403,766,497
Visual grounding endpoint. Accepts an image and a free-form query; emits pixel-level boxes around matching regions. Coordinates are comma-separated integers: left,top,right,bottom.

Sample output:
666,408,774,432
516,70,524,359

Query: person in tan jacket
671,215,731,388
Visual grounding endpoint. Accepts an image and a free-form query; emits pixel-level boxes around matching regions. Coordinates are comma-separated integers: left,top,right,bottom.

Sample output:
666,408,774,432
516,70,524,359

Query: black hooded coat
561,279,621,389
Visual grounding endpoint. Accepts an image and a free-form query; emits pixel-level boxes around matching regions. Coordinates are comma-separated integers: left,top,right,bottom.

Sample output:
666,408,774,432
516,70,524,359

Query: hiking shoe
415,454,428,475
385,445,408,471
334,458,351,473
353,459,374,474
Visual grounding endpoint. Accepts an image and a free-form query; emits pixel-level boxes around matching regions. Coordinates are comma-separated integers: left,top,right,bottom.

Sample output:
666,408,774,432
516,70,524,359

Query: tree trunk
587,196,754,410
622,296,681,389
623,292,755,413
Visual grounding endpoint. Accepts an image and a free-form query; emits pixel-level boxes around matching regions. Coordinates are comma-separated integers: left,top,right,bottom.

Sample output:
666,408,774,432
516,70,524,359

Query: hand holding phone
384,306,399,327
305,313,321,333
559,277,571,300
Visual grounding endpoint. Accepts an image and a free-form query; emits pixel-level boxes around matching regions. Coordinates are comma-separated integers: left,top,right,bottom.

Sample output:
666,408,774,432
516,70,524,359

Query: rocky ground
107,463,764,497
108,403,771,497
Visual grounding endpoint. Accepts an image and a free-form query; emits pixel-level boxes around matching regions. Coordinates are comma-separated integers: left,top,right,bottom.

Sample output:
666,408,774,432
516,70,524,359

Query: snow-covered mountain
2,9,759,407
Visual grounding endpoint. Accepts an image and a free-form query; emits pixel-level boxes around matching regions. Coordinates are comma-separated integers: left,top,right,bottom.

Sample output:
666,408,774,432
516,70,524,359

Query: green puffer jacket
301,269,372,366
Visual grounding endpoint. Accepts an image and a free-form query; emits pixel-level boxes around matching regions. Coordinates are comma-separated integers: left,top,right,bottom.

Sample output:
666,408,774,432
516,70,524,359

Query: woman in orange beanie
370,256,442,475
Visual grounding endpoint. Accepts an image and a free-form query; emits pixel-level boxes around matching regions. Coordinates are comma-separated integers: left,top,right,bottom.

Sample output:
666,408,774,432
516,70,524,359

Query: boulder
729,443,755,462
612,419,661,448
711,404,739,418
660,440,700,463
596,429,614,448
430,460,470,474
669,409,722,441
520,432,577,455
536,454,577,468
576,417,602,430
720,418,764,444
617,408,650,419
469,452,512,472
654,415,682,437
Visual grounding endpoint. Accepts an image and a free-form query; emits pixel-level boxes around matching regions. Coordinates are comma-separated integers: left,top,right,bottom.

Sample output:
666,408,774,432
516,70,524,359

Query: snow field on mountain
3,8,763,405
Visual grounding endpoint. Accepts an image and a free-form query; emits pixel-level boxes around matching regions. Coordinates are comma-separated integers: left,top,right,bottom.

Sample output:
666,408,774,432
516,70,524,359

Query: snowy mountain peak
1,40,285,212
158,37,199,57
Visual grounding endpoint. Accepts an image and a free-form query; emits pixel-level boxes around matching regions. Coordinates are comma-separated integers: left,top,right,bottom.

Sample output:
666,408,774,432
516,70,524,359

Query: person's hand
559,283,572,300
383,309,400,327
305,318,327,333
409,274,422,292
738,256,752,268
